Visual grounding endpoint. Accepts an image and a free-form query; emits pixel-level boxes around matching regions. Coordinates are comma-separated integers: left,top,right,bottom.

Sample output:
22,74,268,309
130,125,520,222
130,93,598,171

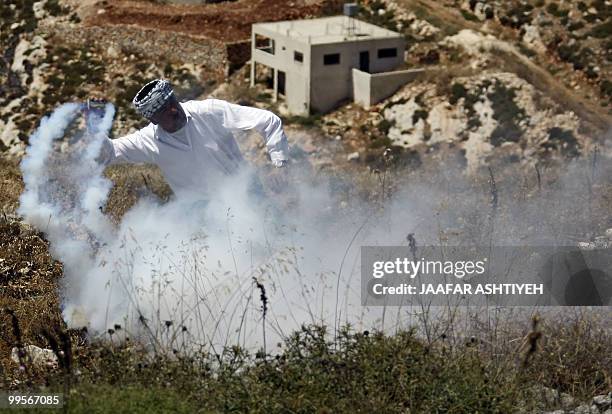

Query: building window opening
294,51,303,62
255,34,275,55
278,71,286,96
377,48,397,58
323,53,340,65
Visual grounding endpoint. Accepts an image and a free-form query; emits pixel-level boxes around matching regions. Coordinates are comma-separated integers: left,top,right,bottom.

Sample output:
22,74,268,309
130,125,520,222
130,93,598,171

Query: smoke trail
19,103,80,231
18,103,118,327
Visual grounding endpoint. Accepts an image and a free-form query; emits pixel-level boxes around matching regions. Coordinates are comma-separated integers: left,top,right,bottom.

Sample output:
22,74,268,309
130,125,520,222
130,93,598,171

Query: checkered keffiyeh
132,79,174,118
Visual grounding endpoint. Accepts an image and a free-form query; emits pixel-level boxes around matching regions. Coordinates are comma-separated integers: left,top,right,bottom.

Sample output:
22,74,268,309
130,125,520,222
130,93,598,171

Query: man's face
149,97,187,133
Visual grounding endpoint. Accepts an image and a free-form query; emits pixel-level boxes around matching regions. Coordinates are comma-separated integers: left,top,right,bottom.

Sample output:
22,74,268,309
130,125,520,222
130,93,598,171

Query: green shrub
461,9,479,21
487,80,525,146
449,82,482,129
369,136,392,148
377,118,395,135
45,0,69,16
163,62,173,76
256,92,272,101
503,3,533,28
60,384,198,414
541,127,579,157
283,114,322,128
449,83,467,105
585,65,598,79
590,0,609,15
557,43,591,71
518,43,536,58
412,109,429,124
546,2,569,18
588,19,612,38
600,79,612,97
567,20,585,31
357,0,400,32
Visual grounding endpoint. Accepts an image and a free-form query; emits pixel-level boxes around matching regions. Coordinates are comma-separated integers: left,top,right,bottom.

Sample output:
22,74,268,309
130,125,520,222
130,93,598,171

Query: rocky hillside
364,0,611,111
0,0,209,154
1,0,610,171
0,0,340,156
345,0,611,173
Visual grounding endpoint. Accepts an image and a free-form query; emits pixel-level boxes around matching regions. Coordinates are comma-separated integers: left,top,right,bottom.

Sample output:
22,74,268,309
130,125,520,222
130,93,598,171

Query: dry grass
102,164,172,223
528,311,612,398
1,304,610,412
0,218,64,385
0,158,24,216
1,147,612,411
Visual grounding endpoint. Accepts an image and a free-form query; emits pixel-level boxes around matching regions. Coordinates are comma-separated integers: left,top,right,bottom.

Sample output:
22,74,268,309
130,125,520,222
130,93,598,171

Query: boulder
11,345,59,370
592,394,612,410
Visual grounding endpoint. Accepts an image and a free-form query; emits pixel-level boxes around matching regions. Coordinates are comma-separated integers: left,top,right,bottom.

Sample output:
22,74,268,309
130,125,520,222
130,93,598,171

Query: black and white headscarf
132,79,174,118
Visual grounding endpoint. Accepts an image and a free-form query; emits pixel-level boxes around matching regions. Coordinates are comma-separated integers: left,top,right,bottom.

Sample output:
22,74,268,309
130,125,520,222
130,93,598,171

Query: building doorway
359,51,370,73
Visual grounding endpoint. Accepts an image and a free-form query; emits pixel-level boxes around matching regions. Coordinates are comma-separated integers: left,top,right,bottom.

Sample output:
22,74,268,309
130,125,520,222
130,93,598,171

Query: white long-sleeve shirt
102,99,289,196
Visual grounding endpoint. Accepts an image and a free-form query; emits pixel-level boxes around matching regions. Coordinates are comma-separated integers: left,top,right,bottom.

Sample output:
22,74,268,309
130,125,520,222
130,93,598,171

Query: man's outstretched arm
204,99,289,167
98,128,156,166
85,101,156,166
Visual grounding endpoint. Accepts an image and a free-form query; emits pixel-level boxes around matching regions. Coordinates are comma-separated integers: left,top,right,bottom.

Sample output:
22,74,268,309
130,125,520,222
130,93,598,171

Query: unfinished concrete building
251,13,422,115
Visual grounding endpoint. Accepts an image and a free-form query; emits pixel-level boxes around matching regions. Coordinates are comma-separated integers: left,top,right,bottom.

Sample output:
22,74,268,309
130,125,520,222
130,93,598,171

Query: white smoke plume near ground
18,104,417,353
17,104,612,353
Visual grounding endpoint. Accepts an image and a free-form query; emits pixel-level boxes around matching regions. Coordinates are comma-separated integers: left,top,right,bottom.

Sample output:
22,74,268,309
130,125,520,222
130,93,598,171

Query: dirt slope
85,0,341,42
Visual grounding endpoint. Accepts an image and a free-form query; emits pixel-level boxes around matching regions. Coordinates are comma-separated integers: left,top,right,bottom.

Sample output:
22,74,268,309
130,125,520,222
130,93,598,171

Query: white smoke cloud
17,104,407,352
17,104,612,352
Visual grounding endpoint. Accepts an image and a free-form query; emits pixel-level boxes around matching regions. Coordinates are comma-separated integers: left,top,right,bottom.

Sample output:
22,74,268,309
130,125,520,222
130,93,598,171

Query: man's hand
82,98,107,134
266,161,289,193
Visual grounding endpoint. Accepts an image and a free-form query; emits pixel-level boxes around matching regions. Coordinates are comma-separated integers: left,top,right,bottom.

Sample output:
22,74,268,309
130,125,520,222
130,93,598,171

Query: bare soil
85,0,341,42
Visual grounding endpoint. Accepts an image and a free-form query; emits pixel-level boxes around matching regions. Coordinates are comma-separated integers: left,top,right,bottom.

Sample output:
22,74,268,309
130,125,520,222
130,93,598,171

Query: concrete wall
285,72,310,115
309,37,404,113
352,68,372,108
352,68,426,108
251,25,311,114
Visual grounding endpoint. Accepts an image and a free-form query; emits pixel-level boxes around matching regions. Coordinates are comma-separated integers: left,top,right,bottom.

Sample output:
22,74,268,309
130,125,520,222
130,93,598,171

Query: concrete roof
253,16,402,45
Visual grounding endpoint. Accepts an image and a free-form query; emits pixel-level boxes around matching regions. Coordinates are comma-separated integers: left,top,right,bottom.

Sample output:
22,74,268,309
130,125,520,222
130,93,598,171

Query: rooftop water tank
343,3,358,17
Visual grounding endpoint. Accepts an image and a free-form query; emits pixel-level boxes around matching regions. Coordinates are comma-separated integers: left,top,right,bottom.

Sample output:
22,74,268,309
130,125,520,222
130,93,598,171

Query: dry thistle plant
252,277,269,356
519,314,542,368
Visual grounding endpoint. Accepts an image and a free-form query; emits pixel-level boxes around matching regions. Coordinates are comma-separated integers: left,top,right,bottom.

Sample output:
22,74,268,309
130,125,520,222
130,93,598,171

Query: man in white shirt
93,79,289,199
